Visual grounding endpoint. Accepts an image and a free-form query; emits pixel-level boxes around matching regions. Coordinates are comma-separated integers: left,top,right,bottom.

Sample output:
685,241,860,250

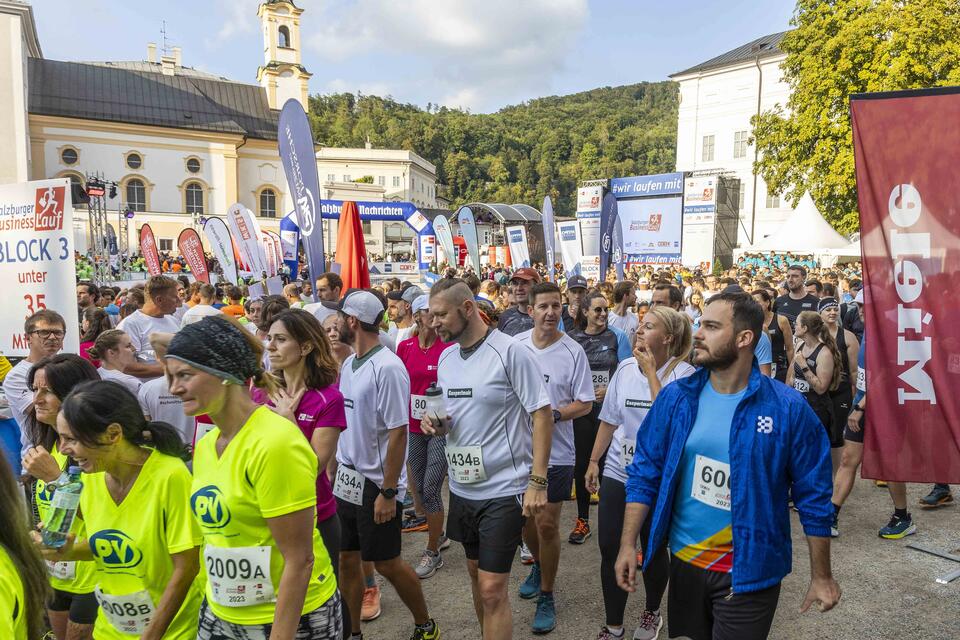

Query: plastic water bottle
41,466,83,548
424,384,449,435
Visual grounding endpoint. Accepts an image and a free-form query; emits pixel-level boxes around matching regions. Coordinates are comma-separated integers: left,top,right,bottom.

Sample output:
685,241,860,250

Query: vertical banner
850,87,960,483
611,215,625,280
419,233,436,268
202,217,239,285
176,228,209,283
266,231,284,277
139,224,162,276
557,220,584,277
506,225,531,268
432,215,457,267
262,232,277,277
227,204,267,278
335,201,370,291
279,213,300,277
577,185,603,255
456,206,481,272
0,178,79,356
542,196,556,281
278,99,324,280
598,193,619,282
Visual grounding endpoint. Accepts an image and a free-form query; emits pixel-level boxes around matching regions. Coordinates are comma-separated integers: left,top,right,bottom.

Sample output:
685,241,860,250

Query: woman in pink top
395,295,451,579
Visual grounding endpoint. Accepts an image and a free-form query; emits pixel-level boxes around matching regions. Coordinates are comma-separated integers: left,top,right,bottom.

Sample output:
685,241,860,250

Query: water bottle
424,384,449,435
41,466,83,548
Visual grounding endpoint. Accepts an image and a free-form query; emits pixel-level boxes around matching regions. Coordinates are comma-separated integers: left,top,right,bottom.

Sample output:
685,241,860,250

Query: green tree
354,175,374,184
753,0,960,233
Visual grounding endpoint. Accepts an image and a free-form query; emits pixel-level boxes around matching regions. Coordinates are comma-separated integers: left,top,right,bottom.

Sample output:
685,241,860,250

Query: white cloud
206,0,257,48
324,78,395,98
305,0,589,111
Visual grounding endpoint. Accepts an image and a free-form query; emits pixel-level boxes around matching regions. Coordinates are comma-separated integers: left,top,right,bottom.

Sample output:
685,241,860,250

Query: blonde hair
646,306,693,361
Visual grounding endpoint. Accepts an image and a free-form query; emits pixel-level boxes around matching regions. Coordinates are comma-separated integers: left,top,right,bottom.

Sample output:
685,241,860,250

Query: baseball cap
339,290,384,324
566,275,588,290
510,267,541,283
411,295,429,314
402,285,425,304
386,290,404,301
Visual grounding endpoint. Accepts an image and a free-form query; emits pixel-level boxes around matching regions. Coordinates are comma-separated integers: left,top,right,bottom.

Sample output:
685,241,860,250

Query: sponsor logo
561,228,577,241
297,413,314,421
35,187,65,231
447,388,473,398
234,214,252,240
191,485,231,529
509,230,523,243
543,374,550,383
282,123,317,237
624,399,652,409
756,416,774,434
602,234,611,253
90,529,143,568
344,398,354,408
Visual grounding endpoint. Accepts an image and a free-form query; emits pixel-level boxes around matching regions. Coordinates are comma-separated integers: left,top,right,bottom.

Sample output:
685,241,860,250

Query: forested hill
307,81,678,217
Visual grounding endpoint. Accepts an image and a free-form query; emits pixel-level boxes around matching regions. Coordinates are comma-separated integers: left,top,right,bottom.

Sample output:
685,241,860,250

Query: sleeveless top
768,314,787,380
832,325,851,393
793,343,831,412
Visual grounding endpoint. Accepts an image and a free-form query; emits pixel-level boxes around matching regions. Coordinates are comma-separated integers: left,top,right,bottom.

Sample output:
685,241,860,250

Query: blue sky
34,0,796,113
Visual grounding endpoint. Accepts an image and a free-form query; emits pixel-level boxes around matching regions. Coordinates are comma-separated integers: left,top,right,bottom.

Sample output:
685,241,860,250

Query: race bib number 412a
691,455,731,511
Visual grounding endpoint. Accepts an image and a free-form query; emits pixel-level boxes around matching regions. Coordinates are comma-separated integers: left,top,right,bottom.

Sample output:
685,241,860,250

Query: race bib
620,438,636,468
204,545,275,607
96,588,155,635
193,421,216,449
692,455,731,511
333,466,365,505
591,370,610,390
445,445,486,484
771,363,777,378
793,378,810,393
46,560,75,580
856,368,865,392
411,395,427,421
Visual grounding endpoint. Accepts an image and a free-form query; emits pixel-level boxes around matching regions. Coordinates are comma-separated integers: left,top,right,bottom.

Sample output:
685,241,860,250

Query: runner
117,275,181,379
396,295,452,580
88,330,143,396
497,267,541,336
425,278,552,640
78,307,112,367
21,354,100,640
608,282,639,343
138,374,195,447
819,298,860,474
650,283,683,312
569,291,626,544
587,306,695,640
335,290,439,640
316,272,344,302
561,275,588,332
180,284,223,327
751,289,793,382
515,282,594,634
164,316,343,639
774,265,820,327
39,380,203,639
614,291,840,640
387,286,423,344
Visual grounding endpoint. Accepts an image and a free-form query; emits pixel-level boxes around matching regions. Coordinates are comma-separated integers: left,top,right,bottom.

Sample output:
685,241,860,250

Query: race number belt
445,445,486,484
204,545,275,607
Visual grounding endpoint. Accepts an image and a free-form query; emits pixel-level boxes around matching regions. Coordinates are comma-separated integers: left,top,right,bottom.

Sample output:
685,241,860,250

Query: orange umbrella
335,200,370,290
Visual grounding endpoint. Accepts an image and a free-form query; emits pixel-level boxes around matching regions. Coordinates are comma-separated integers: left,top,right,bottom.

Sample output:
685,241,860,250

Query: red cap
510,267,541,283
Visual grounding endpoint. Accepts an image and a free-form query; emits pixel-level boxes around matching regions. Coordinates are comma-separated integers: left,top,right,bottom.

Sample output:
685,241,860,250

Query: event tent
753,192,849,253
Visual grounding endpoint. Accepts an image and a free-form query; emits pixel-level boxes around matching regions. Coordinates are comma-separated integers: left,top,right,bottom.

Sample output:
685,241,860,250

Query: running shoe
919,485,954,508
632,610,663,640
830,514,840,538
878,513,917,539
519,563,542,599
520,541,535,565
597,626,626,639
415,549,443,579
532,593,557,634
404,507,418,519
402,492,415,508
402,515,429,533
409,618,440,640
360,585,381,621
438,533,451,551
568,518,592,544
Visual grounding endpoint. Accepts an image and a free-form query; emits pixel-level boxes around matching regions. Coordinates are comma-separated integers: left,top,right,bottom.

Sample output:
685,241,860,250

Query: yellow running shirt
81,450,203,639
190,406,336,625
35,444,97,594
0,545,27,640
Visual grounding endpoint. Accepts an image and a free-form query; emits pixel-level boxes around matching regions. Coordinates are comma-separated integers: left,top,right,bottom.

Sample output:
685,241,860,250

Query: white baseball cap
411,295,429,314
402,285,425,304
339,291,384,324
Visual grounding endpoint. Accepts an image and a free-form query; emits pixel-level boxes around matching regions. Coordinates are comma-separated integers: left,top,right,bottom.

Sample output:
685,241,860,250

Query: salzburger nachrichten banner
850,87,960,483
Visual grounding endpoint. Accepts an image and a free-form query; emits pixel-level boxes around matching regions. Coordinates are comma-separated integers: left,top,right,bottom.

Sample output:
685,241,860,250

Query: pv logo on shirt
448,388,473,398
191,485,232,529
756,416,774,434
90,529,143,568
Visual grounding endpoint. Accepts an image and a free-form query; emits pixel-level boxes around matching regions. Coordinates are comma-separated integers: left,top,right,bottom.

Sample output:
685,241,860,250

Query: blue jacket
626,364,833,593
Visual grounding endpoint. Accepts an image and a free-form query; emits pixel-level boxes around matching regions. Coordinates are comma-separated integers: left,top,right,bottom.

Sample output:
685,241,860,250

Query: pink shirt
252,385,347,522
396,335,450,434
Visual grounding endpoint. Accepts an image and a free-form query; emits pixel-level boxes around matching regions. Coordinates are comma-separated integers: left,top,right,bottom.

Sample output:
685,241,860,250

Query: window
701,135,715,162
738,185,745,211
259,188,277,218
61,148,78,165
765,190,780,209
126,153,142,169
278,25,291,48
327,173,336,183
392,176,401,188
733,131,749,159
343,174,351,182
185,182,204,214
361,220,372,234
378,176,385,186
126,179,146,212
186,157,201,173
158,238,173,252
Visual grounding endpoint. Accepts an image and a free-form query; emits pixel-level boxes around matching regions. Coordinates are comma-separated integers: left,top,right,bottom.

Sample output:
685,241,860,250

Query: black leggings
598,477,670,625
318,514,351,640
573,405,604,521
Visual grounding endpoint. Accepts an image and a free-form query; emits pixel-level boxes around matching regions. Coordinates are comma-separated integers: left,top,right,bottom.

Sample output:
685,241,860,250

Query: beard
692,337,739,370
439,309,468,343
338,322,356,346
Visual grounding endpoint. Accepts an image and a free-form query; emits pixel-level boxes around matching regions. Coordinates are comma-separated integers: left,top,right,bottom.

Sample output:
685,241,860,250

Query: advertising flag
611,214,625,280
266,231,284,277
542,196,556,281
576,185,603,255
139,224,162,276
176,228,209,283
279,213,300,277
432,215,457,267
456,206,481,272
557,220,583,277
278,99,324,279
262,232,277,277
203,217,239,285
598,193,619,281
850,87,960,483
335,201,370,291
506,225,531,268
227,203,267,278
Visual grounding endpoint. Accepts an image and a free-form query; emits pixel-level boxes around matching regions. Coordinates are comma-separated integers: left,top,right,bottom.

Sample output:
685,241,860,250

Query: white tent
753,193,849,252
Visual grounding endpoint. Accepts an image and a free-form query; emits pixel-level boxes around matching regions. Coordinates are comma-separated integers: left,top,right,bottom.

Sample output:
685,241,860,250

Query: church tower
257,0,312,112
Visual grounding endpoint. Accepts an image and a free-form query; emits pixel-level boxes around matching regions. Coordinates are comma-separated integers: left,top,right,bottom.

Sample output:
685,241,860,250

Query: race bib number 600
691,455,731,511
445,445,486,484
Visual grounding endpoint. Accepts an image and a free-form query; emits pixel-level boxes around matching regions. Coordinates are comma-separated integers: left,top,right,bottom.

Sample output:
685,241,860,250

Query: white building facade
672,32,794,247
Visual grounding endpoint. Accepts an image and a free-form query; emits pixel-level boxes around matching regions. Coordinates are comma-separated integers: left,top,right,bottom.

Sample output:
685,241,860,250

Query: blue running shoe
532,593,556,634
519,563,541,599
878,513,917,539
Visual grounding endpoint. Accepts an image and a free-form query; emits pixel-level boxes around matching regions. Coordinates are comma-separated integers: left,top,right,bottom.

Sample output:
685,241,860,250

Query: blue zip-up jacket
626,363,833,593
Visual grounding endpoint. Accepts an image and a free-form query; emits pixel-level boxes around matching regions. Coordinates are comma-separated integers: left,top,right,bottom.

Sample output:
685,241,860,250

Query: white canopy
753,193,849,252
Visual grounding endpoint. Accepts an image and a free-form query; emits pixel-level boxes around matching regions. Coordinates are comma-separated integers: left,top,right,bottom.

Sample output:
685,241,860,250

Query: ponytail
87,329,128,361
138,421,189,460
798,310,842,392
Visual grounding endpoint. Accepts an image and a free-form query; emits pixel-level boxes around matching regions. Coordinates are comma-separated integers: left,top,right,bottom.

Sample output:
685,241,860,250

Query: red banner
177,228,209,283
851,87,960,483
139,224,162,276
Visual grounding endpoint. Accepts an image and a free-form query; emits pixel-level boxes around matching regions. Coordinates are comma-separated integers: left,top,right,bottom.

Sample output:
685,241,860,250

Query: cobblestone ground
358,478,960,639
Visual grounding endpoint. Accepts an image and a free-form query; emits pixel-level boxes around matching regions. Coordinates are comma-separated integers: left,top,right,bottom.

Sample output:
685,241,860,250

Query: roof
77,60,234,82
28,58,280,140
670,31,789,78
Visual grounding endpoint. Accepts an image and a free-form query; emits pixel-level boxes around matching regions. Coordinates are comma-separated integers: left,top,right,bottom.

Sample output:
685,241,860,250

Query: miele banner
506,225,531,268
557,220,583,277
850,87,960,483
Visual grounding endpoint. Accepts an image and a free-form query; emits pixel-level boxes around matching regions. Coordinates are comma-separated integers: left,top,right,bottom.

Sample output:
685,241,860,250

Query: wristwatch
380,487,398,499
552,409,562,423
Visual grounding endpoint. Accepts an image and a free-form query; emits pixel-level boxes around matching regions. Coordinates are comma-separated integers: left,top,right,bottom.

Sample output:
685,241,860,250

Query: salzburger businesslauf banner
850,87,960,483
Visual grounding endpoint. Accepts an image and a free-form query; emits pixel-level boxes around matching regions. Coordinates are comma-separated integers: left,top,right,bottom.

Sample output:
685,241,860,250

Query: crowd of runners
0,258,952,640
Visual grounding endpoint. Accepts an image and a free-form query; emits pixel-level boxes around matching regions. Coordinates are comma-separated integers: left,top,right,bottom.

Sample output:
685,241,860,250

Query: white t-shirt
137,376,194,444
389,324,415,345
97,366,143,396
598,357,696,484
337,346,410,495
379,330,396,353
179,304,222,327
608,309,639,343
437,330,551,500
173,304,188,322
515,330,595,467
117,310,180,364
2,359,34,456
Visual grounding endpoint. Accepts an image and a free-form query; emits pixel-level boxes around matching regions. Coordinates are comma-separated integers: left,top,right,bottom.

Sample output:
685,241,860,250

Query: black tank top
768,314,786,365
832,326,851,389
793,343,831,407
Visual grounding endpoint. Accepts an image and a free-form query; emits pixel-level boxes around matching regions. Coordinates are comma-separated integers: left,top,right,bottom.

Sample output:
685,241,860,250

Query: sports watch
380,487,398,499
553,409,562,423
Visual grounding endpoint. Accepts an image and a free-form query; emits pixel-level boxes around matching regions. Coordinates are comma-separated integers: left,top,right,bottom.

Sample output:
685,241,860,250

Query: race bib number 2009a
445,445,486,484
205,545,275,608
691,455,731,511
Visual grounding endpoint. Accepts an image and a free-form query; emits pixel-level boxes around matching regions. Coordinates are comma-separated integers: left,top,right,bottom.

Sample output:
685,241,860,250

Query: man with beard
424,279,553,640
497,267,541,336
613,291,839,640
774,265,820,326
